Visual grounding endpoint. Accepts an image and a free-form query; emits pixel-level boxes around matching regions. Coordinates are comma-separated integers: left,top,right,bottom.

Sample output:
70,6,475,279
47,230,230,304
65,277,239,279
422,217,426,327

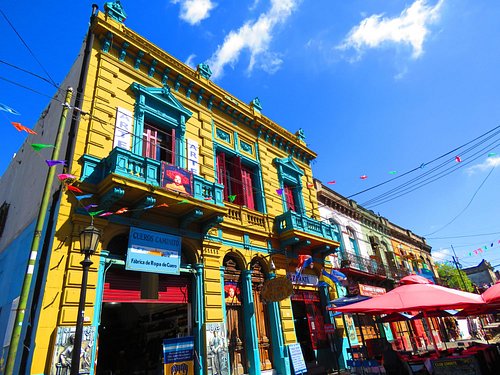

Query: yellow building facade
0,2,341,374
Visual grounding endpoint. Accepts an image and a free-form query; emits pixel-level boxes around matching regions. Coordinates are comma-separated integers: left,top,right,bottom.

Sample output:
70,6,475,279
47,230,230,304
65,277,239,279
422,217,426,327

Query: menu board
288,343,307,374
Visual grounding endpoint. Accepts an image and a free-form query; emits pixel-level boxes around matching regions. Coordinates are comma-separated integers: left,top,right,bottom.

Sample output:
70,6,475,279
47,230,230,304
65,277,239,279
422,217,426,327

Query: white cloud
171,0,216,25
185,53,197,68
338,0,444,59
207,0,298,79
431,247,452,263
466,156,500,175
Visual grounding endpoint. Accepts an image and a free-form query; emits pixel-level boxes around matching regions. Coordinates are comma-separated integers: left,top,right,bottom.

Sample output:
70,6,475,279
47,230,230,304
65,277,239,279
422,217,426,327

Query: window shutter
241,166,255,210
284,185,296,212
231,156,244,205
216,152,228,200
169,128,175,164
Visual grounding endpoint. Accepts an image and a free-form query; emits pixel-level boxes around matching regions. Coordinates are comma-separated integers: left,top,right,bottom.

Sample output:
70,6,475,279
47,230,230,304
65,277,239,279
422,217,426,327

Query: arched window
346,227,360,257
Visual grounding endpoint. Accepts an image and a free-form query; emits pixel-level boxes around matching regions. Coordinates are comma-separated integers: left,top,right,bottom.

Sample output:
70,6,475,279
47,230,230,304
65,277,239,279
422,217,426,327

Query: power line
0,9,58,88
0,59,56,87
347,125,500,199
362,138,500,208
424,166,496,236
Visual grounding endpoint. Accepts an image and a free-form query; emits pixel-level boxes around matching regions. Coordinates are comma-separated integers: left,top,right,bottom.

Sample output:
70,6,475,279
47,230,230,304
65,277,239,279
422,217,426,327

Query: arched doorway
223,255,248,375
249,259,273,371
96,231,197,375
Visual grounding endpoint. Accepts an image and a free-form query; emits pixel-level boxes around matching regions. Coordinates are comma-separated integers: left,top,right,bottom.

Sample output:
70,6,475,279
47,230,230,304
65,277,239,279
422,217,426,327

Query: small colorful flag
327,180,336,185
228,195,237,203
488,152,497,157
276,188,283,196
204,196,213,200
0,103,21,115
11,122,36,134
58,173,76,181
84,204,98,211
144,205,155,210
455,156,462,163
115,207,128,214
295,255,313,277
31,144,54,152
46,160,66,167
360,175,368,180
178,199,190,204
89,210,104,217
389,171,397,175
99,211,114,217
67,185,83,193
156,203,169,208
75,194,93,201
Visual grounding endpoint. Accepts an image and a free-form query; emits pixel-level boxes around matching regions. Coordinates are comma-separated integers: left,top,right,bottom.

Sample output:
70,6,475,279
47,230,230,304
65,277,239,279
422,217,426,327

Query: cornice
92,12,316,164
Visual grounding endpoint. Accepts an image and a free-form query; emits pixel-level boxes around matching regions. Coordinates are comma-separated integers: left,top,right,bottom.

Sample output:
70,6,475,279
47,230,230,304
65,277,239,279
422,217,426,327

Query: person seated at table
382,340,410,375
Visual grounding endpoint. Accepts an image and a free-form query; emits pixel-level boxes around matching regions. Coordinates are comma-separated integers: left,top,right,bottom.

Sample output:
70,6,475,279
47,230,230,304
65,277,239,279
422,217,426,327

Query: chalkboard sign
288,343,307,374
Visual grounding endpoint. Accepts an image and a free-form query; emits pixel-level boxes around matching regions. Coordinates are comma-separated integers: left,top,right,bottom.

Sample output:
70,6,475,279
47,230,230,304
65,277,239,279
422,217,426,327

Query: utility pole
451,244,468,291
5,87,73,374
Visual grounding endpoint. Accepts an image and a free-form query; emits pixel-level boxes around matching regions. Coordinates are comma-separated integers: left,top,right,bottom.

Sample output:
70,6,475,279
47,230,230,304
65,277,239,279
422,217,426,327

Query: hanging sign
113,107,133,150
260,276,293,302
126,227,181,275
287,272,318,286
163,336,194,375
359,284,386,297
288,343,307,374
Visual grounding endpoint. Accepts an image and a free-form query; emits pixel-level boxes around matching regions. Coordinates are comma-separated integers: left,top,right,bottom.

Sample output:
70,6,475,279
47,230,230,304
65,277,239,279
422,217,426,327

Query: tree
436,263,474,292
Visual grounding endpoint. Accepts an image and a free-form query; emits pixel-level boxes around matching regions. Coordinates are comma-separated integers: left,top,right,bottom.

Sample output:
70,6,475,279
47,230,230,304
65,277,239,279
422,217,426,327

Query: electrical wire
424,166,496,236
0,59,56,87
0,9,58,88
347,124,500,199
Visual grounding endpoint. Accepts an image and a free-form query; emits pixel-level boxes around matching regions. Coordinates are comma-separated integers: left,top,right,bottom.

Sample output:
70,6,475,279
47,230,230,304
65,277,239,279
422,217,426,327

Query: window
217,152,256,210
284,185,296,212
131,83,192,168
274,156,305,214
0,202,9,237
347,227,360,257
142,122,175,163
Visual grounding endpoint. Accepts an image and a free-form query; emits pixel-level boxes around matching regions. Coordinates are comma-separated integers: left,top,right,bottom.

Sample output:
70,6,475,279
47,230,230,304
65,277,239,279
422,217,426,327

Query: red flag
11,122,37,134
11,122,24,131
455,156,462,163
156,203,169,208
67,185,83,193
115,207,128,214
327,180,336,185
360,175,368,180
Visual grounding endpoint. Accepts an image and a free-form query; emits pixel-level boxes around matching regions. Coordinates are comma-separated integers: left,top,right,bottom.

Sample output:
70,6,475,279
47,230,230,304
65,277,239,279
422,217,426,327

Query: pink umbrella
332,283,485,351
399,274,434,285
333,283,484,314
481,282,500,304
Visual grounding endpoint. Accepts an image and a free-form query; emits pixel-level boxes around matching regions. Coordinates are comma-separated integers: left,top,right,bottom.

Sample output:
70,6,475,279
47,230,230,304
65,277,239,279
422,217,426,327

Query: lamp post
70,225,100,375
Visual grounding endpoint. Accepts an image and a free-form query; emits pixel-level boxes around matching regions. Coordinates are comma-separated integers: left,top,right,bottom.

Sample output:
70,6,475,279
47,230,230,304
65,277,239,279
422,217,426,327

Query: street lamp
70,225,101,375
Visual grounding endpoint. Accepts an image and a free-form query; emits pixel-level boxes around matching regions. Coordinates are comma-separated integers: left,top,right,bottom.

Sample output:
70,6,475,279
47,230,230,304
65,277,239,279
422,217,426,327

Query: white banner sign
187,138,200,175
113,107,133,150
287,272,319,286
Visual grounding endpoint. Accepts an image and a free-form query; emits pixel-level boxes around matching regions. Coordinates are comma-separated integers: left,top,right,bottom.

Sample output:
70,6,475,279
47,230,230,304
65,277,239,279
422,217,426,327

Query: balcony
79,148,226,222
338,252,413,281
274,210,340,255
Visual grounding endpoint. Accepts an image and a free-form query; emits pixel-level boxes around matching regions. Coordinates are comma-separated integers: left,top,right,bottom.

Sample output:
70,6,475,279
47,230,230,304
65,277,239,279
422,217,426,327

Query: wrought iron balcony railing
81,147,225,206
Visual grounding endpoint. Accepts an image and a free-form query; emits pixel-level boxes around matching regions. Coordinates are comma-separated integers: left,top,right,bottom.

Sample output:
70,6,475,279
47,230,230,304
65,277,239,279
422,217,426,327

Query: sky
1,0,500,272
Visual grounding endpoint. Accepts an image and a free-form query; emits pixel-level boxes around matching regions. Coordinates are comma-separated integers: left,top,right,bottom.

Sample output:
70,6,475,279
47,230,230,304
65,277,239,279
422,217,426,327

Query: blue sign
126,227,181,275
288,343,307,374
163,336,194,375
